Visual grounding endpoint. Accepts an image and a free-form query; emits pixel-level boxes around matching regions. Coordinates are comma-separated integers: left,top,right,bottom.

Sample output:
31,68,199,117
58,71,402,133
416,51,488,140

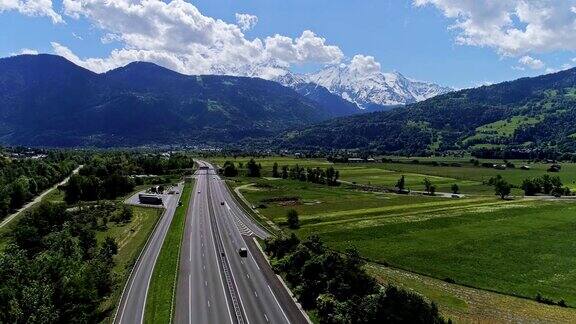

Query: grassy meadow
213,155,576,319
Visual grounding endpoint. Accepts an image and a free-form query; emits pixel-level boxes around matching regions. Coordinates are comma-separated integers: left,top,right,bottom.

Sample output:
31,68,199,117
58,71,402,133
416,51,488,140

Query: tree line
265,234,446,324
0,152,78,220
62,153,194,204
0,202,122,322
272,163,340,186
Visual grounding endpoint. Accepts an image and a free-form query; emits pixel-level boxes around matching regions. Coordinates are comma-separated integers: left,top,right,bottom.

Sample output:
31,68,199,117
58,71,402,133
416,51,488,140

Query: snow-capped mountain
305,64,452,108
272,64,452,110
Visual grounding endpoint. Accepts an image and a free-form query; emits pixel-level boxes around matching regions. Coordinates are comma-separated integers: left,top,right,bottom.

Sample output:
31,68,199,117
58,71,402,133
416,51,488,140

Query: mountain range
5,53,575,154
274,65,452,111
281,66,576,155
0,54,363,146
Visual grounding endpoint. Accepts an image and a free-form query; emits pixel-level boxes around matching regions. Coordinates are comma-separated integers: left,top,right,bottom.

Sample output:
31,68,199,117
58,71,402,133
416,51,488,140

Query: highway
114,183,184,324
175,161,307,324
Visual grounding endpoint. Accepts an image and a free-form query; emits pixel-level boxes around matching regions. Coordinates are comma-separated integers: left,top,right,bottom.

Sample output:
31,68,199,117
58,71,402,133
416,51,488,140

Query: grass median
144,180,193,324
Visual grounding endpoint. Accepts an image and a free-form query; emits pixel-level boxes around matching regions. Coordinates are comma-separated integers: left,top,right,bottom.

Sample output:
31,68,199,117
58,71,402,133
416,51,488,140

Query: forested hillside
281,68,576,156
0,55,352,147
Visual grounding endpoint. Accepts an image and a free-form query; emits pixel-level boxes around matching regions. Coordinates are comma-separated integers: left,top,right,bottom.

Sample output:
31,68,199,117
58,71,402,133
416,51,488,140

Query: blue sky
2,0,576,88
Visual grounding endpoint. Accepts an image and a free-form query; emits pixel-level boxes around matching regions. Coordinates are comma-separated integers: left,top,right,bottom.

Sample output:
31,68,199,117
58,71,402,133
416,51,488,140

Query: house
348,158,365,163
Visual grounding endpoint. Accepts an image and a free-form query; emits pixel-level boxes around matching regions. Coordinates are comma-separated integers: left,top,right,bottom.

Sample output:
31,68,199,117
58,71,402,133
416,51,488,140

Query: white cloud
414,0,576,56
19,48,39,55
518,55,544,70
58,0,344,78
545,67,558,74
235,13,258,31
10,48,39,56
348,55,381,77
0,0,63,23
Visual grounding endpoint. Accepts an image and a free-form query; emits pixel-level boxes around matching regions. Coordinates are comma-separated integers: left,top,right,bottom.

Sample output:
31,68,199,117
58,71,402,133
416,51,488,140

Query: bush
286,209,300,229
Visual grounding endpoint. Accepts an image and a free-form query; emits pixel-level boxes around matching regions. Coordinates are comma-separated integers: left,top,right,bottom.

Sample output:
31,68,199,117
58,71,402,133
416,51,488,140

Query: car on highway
220,201,225,205
238,247,248,257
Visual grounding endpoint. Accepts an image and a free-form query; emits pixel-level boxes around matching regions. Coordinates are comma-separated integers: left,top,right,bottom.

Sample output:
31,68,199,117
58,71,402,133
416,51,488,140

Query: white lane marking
246,274,250,279
254,291,258,298
188,275,192,324
267,285,290,324
207,208,234,324
209,178,251,324
205,280,208,287
264,314,269,322
208,300,211,308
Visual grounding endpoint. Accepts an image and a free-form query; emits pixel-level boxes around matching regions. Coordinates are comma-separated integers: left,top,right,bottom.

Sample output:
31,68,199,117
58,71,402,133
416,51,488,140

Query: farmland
213,156,576,320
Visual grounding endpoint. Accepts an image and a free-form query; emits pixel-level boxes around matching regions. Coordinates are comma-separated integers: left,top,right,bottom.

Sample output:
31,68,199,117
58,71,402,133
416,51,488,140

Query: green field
144,181,193,324
99,206,163,322
223,156,576,316
211,156,576,195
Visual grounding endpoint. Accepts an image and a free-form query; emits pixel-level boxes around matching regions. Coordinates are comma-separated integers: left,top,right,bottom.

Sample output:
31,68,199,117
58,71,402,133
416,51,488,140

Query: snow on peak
304,64,452,108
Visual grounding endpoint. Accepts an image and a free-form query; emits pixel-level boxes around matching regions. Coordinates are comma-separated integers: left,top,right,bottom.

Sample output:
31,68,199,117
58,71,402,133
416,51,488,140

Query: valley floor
212,156,576,322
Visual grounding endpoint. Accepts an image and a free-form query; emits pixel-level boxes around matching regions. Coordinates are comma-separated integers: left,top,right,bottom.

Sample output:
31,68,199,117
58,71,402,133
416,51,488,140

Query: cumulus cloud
349,55,381,75
518,55,545,70
0,0,63,23
235,13,258,31
414,0,576,56
56,0,344,78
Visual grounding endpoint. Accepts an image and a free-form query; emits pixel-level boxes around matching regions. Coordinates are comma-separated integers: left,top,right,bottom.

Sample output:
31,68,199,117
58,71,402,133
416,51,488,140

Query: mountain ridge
280,66,576,155
0,54,352,147
274,64,452,111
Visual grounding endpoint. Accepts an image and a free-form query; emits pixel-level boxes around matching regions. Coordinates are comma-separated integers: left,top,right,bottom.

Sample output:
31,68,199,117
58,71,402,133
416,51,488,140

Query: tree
451,183,459,194
281,165,289,179
246,159,261,177
429,184,437,196
423,178,433,195
272,162,280,178
396,175,406,190
222,161,238,177
494,178,512,199
112,205,133,223
521,178,540,196
286,209,300,229
10,176,30,209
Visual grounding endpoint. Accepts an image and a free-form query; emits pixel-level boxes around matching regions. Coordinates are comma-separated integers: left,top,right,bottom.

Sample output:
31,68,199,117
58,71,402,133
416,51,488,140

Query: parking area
125,183,183,208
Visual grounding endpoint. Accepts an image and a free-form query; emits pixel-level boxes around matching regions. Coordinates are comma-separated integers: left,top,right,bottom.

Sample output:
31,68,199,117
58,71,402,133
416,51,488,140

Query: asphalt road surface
114,183,184,324
175,161,307,324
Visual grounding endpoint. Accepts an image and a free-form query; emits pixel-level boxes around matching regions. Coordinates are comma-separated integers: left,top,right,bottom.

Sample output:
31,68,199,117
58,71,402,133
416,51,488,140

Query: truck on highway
138,193,163,205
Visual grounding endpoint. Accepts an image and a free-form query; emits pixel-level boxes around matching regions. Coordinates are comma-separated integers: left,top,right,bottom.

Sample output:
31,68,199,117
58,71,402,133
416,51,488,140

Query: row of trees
521,175,570,197
396,175,460,195
0,154,78,220
63,153,194,204
0,202,120,322
265,234,446,323
272,163,340,186
221,159,262,177
488,174,571,199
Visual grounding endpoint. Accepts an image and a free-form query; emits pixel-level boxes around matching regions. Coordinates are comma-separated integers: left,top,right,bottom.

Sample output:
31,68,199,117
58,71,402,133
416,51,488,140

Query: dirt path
0,165,83,229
